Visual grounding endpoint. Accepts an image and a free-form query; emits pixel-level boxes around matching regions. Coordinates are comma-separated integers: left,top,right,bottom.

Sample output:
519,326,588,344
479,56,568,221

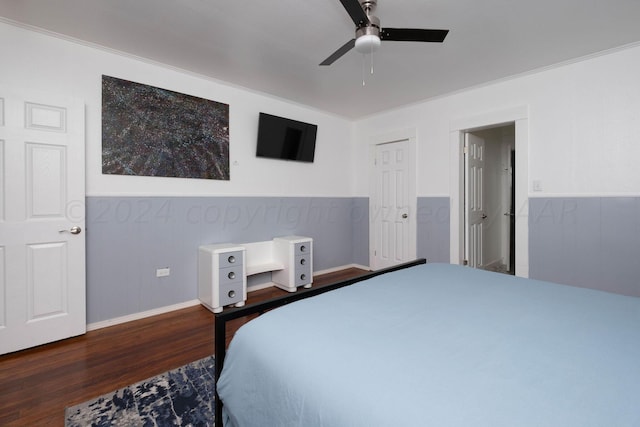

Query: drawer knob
300,258,306,265
228,290,236,298
228,271,236,280
228,255,236,263
300,273,306,281
300,245,306,253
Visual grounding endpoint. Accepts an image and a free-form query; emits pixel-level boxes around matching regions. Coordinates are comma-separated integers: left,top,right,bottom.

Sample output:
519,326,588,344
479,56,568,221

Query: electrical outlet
156,267,170,277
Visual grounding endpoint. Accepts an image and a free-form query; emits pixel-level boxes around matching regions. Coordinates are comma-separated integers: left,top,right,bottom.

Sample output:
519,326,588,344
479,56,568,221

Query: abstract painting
102,75,229,180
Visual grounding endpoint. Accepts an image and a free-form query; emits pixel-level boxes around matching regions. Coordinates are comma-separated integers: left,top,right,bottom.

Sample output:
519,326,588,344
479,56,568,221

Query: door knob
59,226,82,234
481,214,487,219
402,213,408,219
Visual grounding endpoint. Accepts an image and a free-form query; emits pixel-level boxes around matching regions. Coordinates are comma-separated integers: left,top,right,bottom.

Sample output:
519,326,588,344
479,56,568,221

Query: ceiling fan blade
381,28,449,43
320,39,356,66
339,0,370,27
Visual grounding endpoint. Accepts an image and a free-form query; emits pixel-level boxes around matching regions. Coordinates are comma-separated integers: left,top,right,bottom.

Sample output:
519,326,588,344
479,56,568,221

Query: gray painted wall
86,196,370,323
86,195,640,324
351,197,370,266
85,196,453,324
417,197,450,263
529,197,640,297
412,196,640,299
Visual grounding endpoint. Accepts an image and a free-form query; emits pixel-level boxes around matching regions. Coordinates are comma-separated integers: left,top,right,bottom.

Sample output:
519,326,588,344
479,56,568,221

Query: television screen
256,113,317,162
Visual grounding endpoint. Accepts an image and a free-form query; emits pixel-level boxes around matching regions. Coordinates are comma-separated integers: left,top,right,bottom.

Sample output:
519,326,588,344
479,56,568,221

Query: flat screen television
256,113,317,162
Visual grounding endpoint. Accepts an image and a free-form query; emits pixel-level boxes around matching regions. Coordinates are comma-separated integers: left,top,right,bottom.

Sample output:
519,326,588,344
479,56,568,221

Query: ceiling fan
320,0,449,66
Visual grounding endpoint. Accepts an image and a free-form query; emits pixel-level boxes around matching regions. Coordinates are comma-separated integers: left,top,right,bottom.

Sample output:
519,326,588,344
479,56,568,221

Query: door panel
25,102,67,132
27,143,66,217
28,242,67,321
0,88,85,354
0,246,5,329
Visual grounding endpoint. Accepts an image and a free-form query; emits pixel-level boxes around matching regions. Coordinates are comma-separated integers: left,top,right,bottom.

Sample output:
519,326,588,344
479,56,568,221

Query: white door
372,140,411,270
0,88,86,354
465,133,485,268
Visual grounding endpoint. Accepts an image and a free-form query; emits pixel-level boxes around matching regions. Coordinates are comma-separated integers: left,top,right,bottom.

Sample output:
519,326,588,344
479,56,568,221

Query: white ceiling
2,0,640,118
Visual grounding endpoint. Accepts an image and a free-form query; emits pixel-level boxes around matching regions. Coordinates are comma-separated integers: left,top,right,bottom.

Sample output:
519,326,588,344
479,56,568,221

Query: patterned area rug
65,356,215,426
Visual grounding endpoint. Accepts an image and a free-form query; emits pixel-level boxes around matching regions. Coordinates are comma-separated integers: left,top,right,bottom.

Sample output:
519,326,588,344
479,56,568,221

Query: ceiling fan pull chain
370,46,375,75
362,55,366,86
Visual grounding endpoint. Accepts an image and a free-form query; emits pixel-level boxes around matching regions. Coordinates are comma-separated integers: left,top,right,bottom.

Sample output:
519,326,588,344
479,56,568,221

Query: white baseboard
88,264,372,331
87,299,201,331
315,263,371,275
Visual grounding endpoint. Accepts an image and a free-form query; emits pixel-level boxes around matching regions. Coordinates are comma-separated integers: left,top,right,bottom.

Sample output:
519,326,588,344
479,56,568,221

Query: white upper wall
0,21,354,197
353,43,640,197
4,20,640,200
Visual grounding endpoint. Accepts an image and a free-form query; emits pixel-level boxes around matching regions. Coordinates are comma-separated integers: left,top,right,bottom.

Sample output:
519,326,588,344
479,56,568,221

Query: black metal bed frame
213,258,426,426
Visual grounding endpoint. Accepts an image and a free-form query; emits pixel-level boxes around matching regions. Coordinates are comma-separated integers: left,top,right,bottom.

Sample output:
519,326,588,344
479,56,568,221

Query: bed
214,260,640,426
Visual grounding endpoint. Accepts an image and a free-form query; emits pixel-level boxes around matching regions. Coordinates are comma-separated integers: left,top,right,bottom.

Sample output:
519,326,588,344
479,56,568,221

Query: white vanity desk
198,235,313,313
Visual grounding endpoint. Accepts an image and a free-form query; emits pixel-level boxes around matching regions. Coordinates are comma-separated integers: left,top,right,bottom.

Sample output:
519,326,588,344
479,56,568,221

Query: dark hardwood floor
0,267,367,426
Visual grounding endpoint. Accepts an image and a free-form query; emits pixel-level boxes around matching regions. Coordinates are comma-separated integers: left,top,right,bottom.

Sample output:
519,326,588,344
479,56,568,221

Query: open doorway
464,124,516,275
449,105,528,278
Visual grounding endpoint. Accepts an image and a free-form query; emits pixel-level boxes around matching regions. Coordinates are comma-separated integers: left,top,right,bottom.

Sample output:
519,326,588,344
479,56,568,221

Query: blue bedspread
217,263,640,426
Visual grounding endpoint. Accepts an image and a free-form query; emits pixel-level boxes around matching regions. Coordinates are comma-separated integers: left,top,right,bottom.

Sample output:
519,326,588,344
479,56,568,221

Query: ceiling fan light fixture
319,0,448,66
355,34,381,53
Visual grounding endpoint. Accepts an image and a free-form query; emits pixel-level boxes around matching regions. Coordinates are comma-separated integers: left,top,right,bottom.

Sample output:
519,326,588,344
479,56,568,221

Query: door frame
368,128,417,270
449,106,529,277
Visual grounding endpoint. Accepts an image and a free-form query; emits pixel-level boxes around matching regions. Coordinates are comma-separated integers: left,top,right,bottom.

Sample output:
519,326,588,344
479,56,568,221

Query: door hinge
463,146,468,154
463,259,468,266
